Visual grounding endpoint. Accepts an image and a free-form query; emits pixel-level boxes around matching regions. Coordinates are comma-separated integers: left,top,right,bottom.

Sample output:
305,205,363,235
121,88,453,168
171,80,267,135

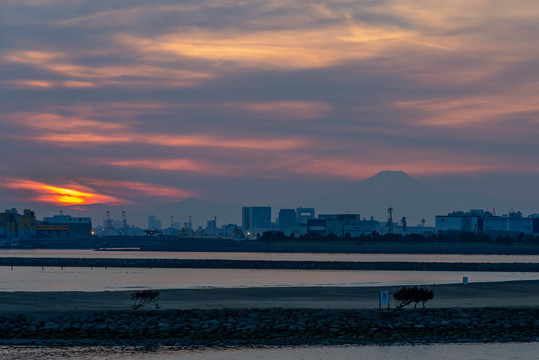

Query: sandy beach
1,280,538,314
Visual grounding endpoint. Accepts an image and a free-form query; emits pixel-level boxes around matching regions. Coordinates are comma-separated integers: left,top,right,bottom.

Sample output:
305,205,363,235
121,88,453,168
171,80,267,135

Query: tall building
278,209,297,230
242,207,271,231
148,215,161,230
296,207,315,224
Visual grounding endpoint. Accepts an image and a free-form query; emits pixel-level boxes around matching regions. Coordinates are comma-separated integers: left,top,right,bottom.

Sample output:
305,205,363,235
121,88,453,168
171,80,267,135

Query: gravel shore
1,280,539,346
1,307,538,347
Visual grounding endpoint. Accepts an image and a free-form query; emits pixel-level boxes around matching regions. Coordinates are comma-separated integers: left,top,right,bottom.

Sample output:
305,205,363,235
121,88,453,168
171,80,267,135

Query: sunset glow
2,179,123,206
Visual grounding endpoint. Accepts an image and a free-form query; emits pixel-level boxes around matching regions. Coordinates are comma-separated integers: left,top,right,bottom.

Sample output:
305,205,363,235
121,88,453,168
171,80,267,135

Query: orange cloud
140,134,305,151
1,80,56,89
108,159,217,174
118,24,413,70
1,179,124,206
6,108,310,151
7,112,128,131
395,92,539,127
82,179,195,199
2,50,217,89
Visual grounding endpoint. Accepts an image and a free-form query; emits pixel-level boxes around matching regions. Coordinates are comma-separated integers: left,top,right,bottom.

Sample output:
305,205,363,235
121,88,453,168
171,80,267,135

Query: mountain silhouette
299,170,523,226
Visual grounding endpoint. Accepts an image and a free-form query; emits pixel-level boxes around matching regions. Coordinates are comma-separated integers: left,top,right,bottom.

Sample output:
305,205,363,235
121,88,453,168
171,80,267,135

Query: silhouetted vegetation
258,230,539,244
132,290,160,310
393,287,434,309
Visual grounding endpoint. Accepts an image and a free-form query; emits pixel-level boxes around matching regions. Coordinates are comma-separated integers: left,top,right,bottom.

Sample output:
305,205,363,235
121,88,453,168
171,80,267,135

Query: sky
1,0,539,225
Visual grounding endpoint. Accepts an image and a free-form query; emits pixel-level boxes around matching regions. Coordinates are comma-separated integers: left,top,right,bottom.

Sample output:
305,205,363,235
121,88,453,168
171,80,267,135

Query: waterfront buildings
278,209,297,230
39,213,92,238
0,208,36,241
435,209,539,235
296,207,315,224
148,215,162,230
242,206,271,232
0,209,91,240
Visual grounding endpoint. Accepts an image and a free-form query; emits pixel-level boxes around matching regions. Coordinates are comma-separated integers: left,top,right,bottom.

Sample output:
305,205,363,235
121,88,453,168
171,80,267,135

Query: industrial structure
1,209,91,242
0,208,36,242
39,212,92,238
435,209,539,235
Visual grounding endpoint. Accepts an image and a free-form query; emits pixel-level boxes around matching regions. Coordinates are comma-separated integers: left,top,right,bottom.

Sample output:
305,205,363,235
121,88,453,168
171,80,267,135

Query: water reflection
1,266,539,291
1,343,539,360
1,249,538,263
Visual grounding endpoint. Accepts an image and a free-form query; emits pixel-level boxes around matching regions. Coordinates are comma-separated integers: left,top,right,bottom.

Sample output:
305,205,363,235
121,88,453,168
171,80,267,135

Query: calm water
1,266,539,291
1,249,539,263
1,343,538,360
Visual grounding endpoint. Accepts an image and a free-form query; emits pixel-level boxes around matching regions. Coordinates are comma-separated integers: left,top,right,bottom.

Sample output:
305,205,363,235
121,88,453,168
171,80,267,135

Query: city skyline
2,1,539,219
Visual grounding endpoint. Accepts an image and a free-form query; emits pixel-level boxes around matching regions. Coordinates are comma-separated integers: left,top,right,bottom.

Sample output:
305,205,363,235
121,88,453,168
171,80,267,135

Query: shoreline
12,240,539,255
1,307,538,348
2,280,539,312
3,257,539,272
1,280,538,348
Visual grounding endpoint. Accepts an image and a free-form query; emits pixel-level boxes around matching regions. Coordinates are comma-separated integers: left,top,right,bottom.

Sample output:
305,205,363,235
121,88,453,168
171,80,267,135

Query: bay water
1,343,539,360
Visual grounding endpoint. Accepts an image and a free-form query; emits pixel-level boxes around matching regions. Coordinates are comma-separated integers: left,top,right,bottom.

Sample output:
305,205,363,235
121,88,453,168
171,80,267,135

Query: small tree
132,290,160,310
393,287,434,309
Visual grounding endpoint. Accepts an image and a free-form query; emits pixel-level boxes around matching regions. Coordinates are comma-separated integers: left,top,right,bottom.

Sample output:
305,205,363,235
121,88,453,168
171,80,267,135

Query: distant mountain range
298,170,526,226
144,170,533,227
58,170,536,228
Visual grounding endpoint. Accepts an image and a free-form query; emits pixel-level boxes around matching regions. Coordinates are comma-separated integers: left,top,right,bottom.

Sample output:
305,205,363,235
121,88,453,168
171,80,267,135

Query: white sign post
379,291,390,311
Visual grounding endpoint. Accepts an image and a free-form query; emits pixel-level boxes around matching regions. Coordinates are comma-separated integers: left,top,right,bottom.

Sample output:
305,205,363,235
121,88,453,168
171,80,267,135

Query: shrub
393,287,434,309
132,290,160,310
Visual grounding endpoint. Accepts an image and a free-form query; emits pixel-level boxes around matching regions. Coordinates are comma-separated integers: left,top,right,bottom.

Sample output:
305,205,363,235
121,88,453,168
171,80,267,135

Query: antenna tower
106,211,114,229
121,211,128,229
387,207,394,233
400,217,407,232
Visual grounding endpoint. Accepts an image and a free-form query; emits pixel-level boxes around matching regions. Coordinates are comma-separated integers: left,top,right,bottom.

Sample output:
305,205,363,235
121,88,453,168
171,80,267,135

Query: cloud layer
1,0,539,214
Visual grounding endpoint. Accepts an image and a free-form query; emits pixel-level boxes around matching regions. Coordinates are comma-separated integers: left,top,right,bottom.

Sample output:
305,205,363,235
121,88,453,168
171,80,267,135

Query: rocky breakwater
1,308,538,347
2,257,539,272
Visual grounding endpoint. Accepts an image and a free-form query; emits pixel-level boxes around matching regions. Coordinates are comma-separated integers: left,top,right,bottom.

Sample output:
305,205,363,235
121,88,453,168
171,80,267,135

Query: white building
436,209,539,235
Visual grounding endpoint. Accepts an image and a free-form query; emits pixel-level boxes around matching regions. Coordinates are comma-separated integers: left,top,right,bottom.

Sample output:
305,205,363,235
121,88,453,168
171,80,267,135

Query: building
307,214,362,237
435,209,492,233
203,218,217,236
321,214,362,237
481,212,539,234
39,213,92,238
436,209,539,235
280,223,308,237
307,219,326,236
0,208,36,241
296,207,315,224
148,215,161,230
278,209,297,230
242,206,271,231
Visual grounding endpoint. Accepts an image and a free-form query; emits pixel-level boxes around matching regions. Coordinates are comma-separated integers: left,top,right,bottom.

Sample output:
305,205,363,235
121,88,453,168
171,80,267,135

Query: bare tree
132,290,160,310
393,287,434,309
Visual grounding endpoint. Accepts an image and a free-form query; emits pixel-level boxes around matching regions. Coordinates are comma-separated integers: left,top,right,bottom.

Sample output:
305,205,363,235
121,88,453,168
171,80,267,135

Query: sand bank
1,280,538,314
